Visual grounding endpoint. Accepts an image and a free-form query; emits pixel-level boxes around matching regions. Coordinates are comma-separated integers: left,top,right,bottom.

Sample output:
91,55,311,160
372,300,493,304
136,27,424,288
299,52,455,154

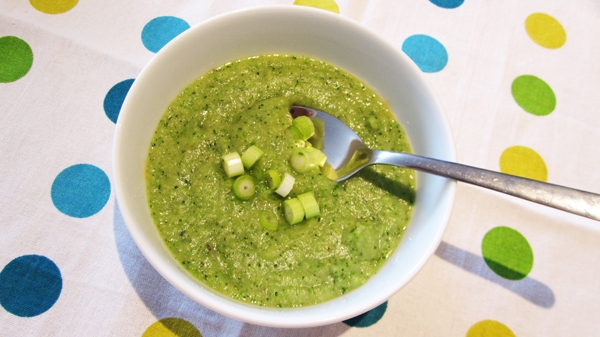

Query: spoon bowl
291,106,600,221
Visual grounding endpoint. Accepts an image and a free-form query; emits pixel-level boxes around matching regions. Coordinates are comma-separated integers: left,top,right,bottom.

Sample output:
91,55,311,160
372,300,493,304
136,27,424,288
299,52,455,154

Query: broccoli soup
146,54,416,307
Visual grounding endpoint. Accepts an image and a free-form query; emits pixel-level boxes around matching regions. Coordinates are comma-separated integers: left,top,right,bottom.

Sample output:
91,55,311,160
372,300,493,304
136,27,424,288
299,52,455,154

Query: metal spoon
290,105,600,221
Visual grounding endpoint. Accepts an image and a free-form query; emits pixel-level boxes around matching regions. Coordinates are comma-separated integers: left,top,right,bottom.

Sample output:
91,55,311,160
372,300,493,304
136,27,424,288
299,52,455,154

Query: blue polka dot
51,164,111,218
0,255,62,317
430,0,464,9
402,34,448,73
104,78,134,124
343,301,387,328
141,16,190,53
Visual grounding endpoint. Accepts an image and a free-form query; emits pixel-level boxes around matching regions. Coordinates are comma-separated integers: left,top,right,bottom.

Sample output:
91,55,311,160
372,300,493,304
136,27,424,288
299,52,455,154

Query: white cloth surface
2,1,600,336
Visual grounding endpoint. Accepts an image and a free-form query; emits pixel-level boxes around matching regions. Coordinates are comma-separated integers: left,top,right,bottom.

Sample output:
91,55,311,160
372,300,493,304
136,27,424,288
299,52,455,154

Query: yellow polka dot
467,320,516,337
525,13,566,49
500,146,548,182
293,0,340,13
142,318,202,337
30,0,78,14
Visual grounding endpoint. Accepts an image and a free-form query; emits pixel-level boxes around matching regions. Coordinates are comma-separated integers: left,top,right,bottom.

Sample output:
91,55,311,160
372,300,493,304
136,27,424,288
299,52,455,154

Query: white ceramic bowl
114,5,455,328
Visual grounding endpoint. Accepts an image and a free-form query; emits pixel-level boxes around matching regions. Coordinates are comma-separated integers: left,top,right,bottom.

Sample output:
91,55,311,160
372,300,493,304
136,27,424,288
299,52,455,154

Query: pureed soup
145,54,416,308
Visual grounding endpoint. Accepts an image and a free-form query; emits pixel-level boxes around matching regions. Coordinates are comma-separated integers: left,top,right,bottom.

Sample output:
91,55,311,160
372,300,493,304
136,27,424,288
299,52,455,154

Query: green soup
146,54,416,307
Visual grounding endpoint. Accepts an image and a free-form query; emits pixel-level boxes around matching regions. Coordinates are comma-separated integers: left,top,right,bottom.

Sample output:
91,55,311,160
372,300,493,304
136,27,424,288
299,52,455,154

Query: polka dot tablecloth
2,1,600,336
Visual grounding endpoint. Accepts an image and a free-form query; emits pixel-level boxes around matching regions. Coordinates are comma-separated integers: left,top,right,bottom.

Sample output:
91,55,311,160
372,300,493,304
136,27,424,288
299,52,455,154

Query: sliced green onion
252,166,265,181
290,148,316,173
259,210,279,231
304,147,327,167
308,117,324,149
291,116,315,140
265,169,281,190
289,126,302,139
241,145,264,169
283,198,305,225
297,191,320,219
222,152,244,178
292,139,307,148
275,173,295,197
232,174,255,200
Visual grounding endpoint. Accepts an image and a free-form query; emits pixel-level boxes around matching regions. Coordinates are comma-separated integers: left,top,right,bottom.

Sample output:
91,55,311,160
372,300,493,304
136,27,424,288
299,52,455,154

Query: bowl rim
114,4,456,328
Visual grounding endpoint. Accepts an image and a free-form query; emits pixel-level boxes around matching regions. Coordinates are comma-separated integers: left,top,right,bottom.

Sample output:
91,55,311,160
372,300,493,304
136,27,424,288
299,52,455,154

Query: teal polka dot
141,16,190,53
402,34,448,73
343,301,387,328
0,255,62,317
430,0,464,9
104,78,134,123
51,164,111,218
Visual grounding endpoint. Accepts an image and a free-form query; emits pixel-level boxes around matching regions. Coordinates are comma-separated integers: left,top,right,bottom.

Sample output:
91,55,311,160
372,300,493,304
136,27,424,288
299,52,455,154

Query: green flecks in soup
146,55,416,308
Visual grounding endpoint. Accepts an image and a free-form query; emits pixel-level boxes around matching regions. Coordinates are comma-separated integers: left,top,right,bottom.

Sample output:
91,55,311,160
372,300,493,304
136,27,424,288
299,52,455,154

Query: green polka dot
467,320,516,337
511,75,556,116
0,36,34,83
526,13,566,49
500,146,548,182
142,318,202,337
482,227,533,280
293,0,340,13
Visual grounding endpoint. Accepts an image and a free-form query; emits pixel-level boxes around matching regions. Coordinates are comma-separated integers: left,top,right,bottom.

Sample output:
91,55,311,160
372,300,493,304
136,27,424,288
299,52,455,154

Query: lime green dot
142,318,202,337
500,146,548,182
293,0,340,13
482,227,533,281
0,36,34,83
30,0,78,14
467,320,516,337
525,13,566,49
511,75,556,116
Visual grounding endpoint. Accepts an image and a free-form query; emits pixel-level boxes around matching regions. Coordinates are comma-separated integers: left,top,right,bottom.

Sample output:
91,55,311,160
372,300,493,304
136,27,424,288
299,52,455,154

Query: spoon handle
372,150,600,221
